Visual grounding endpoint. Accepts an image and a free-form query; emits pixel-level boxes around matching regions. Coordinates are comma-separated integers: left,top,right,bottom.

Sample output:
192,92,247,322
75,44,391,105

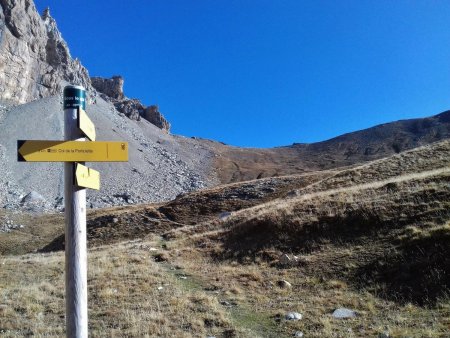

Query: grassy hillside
1,140,449,337
212,111,450,184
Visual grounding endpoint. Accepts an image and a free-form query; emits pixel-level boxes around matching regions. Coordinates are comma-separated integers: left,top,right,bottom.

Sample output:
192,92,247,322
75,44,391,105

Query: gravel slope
0,95,218,211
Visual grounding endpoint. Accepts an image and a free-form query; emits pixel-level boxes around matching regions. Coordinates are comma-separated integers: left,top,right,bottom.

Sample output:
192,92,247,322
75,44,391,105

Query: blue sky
34,0,450,147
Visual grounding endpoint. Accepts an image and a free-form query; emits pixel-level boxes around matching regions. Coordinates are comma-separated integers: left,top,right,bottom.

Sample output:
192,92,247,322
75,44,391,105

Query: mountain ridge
212,109,450,184
1,2,450,336
1,0,450,210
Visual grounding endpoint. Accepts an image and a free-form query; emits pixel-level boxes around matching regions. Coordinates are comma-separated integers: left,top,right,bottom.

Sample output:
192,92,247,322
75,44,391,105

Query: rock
286,190,300,198
21,191,45,204
332,308,357,319
0,221,25,233
219,211,231,220
279,254,292,265
143,105,171,132
285,312,302,321
114,98,144,120
113,193,133,203
293,255,311,265
91,76,124,100
0,3,92,104
279,253,308,266
277,280,292,289
293,332,304,337
153,253,169,262
90,76,171,132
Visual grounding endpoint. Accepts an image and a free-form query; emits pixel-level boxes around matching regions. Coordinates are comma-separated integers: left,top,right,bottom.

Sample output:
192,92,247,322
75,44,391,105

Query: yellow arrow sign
78,107,96,141
18,140,128,162
75,163,100,190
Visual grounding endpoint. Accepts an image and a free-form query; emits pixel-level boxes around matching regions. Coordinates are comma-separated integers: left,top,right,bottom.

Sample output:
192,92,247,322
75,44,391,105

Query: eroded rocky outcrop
91,75,171,132
143,105,170,132
0,0,172,132
0,1,92,104
91,76,124,100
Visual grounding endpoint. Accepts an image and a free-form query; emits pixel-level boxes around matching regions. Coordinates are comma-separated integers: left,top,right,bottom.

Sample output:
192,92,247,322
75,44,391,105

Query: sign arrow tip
17,140,26,162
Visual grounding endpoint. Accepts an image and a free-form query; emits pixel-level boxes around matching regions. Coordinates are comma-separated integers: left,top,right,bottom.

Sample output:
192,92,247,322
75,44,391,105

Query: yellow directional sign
18,140,128,162
75,163,100,190
78,107,96,141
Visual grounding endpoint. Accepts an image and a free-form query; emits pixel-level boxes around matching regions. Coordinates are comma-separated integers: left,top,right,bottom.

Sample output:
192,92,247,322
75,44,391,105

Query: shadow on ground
353,226,450,306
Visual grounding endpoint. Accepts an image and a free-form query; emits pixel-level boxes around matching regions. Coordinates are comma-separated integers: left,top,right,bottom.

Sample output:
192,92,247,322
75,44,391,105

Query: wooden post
17,84,127,336
63,85,88,338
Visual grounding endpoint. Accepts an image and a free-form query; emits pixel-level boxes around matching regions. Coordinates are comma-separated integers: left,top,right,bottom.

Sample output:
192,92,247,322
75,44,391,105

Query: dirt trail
155,237,289,338
289,166,450,203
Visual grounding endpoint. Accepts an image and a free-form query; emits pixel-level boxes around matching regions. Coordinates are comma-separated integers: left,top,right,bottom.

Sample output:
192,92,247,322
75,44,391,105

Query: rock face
114,98,144,121
0,2,92,104
0,1,172,132
144,105,171,131
91,75,171,132
91,76,124,100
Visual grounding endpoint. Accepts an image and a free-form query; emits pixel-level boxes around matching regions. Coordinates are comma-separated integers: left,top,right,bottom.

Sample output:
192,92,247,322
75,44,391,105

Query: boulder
332,308,357,319
91,75,124,100
279,253,310,266
219,211,232,220
21,191,45,204
20,190,48,212
279,253,292,265
277,280,292,289
378,333,390,338
285,312,302,321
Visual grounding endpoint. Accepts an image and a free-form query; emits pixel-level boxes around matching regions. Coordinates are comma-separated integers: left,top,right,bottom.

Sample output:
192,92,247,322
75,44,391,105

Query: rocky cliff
91,76,124,100
91,75,171,132
0,0,171,132
0,1,92,104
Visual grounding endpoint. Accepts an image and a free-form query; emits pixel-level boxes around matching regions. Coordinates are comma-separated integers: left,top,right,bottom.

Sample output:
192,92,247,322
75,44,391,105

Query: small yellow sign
75,163,100,190
18,140,128,162
78,107,96,141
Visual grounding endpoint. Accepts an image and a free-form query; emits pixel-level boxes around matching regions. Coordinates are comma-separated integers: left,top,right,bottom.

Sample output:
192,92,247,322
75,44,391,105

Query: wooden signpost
17,85,128,338
75,163,100,190
78,107,96,141
17,140,128,162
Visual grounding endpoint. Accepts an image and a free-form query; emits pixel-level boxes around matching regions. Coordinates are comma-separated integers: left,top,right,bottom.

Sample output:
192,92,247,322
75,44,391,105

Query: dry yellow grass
150,234,450,337
6,235,447,337
1,140,449,337
0,241,237,337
